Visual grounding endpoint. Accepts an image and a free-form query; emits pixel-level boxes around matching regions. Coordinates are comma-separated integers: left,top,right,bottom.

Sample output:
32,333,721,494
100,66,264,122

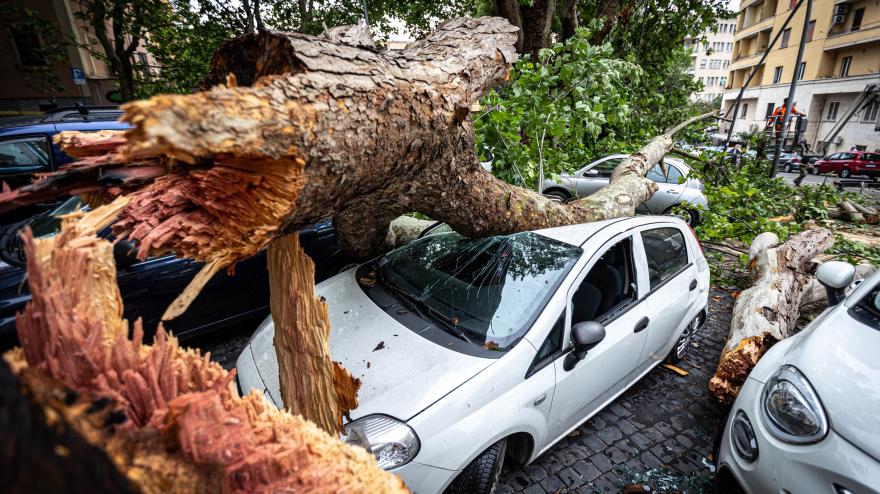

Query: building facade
686,5,740,103
0,0,156,114
720,0,880,153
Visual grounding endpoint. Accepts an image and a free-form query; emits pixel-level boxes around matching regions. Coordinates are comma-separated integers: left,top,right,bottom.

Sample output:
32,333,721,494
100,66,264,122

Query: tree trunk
268,233,360,434
519,0,556,60
3,199,407,493
709,228,834,404
558,0,578,43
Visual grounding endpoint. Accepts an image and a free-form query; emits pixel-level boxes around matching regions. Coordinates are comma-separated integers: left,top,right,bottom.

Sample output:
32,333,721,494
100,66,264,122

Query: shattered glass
378,232,582,350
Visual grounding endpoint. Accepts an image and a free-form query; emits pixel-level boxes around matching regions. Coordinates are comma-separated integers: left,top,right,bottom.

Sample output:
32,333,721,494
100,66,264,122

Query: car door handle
634,317,649,333
533,394,546,406
689,279,698,291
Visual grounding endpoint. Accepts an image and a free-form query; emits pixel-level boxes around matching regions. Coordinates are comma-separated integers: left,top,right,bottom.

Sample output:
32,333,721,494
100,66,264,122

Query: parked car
540,154,708,225
237,216,710,493
766,151,803,172
0,106,130,224
0,196,352,346
716,261,880,493
815,151,880,178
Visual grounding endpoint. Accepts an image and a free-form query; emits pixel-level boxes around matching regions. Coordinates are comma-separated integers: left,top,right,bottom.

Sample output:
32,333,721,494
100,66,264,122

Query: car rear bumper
717,376,880,494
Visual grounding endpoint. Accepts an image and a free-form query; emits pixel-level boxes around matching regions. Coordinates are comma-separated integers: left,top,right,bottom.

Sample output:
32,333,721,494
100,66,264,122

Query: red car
816,151,880,178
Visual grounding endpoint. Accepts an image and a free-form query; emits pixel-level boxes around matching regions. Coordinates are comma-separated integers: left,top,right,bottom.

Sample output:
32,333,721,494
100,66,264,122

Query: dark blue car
0,197,352,346
0,106,130,223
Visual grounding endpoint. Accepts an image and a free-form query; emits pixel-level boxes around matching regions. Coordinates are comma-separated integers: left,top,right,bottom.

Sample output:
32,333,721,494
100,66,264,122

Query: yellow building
720,0,880,153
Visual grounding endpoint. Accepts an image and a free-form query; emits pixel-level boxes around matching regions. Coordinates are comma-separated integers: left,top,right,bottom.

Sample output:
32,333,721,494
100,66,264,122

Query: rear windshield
379,232,582,350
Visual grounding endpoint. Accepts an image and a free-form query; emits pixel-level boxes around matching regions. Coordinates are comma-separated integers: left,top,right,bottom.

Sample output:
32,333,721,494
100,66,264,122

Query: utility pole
770,0,812,178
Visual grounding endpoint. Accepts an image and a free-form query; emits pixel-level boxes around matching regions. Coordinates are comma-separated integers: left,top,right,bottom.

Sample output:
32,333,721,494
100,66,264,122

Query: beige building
720,0,880,153
686,4,740,103
0,0,156,114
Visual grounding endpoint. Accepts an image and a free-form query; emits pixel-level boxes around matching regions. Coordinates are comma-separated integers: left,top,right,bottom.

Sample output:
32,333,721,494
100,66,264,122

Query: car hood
783,308,880,459
247,269,496,421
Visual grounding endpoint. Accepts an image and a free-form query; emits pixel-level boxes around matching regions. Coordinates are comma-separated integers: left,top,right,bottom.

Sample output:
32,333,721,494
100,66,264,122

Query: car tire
839,168,851,178
784,164,791,173
445,439,507,494
543,190,568,203
666,314,701,364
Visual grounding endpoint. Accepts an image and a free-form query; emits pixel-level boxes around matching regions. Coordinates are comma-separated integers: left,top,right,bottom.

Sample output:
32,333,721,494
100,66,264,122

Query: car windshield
378,231,582,351
0,197,88,265
850,279,880,330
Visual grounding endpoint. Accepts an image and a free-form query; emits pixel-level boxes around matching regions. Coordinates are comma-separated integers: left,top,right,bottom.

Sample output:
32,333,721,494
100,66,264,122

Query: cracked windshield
378,232,582,350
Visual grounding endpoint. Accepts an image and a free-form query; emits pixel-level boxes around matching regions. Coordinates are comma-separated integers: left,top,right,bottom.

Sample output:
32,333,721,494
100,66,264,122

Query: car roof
535,215,680,246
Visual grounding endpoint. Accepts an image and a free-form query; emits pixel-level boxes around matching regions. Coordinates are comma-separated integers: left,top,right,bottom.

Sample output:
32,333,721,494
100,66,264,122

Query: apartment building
720,0,880,153
686,3,739,103
0,0,156,114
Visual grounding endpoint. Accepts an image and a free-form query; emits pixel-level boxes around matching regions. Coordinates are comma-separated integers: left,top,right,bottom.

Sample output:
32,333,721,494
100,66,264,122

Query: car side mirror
584,169,599,177
113,239,140,269
563,321,606,371
816,261,855,306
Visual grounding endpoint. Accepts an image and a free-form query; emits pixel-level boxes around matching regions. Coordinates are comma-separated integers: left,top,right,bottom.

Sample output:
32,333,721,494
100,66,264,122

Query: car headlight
343,414,420,470
761,365,828,444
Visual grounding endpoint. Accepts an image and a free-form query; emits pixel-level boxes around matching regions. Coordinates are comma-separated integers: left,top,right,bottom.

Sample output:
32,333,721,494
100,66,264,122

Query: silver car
541,154,707,225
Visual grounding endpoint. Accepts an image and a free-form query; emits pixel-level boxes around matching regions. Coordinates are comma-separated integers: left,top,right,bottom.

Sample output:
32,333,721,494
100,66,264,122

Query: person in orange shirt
767,98,803,137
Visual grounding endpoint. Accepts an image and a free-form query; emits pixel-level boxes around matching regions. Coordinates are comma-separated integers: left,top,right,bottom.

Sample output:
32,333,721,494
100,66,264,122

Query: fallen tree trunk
709,228,834,404
2,200,407,493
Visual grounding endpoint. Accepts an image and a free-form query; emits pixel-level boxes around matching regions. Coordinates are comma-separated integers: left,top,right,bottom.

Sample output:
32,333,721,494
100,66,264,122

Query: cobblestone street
197,288,734,494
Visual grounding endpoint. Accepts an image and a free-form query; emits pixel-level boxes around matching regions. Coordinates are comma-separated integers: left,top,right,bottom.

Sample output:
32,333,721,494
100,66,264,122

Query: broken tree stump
2,201,408,493
709,228,834,404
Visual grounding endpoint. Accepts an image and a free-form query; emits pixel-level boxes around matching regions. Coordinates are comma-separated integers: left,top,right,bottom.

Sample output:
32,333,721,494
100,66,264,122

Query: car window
827,153,840,160
529,311,565,374
645,163,684,184
0,136,50,169
378,231,583,351
849,281,880,330
862,153,880,162
588,158,624,177
641,227,689,289
570,237,637,325
839,153,856,160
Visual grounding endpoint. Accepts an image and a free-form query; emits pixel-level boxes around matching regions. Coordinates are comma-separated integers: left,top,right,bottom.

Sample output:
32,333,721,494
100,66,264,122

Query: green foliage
474,28,642,188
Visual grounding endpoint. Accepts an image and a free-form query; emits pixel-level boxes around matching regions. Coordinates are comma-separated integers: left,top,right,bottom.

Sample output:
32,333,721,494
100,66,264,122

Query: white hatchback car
236,216,710,493
717,262,880,493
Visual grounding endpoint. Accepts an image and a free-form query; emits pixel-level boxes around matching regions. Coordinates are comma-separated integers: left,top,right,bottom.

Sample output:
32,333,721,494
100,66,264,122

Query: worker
767,98,803,137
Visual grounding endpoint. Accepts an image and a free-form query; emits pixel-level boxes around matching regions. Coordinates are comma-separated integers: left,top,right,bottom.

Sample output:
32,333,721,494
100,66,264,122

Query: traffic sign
71,67,86,85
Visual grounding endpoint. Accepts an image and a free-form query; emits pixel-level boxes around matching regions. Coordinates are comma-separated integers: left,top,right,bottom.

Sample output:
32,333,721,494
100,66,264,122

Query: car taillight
688,224,704,252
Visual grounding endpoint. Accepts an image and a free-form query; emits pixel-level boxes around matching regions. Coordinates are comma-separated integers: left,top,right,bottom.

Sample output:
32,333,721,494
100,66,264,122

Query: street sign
71,67,86,85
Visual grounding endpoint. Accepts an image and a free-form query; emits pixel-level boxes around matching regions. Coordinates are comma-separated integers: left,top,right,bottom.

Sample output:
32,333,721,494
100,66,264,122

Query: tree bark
268,233,360,434
4,200,408,493
709,228,834,404
558,0,578,43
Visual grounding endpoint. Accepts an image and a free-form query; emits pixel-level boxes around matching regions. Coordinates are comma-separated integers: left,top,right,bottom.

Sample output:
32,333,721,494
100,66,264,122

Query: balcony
823,25,880,51
729,50,766,71
736,15,775,41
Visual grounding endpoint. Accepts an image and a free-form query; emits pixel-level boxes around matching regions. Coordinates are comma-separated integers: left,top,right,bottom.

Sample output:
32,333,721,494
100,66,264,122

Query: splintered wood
2,203,408,494
268,233,360,434
708,228,834,404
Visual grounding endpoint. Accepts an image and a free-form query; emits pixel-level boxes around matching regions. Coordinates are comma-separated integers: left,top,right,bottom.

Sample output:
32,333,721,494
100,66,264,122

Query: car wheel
839,168,851,178
784,164,791,173
666,314,701,364
445,439,507,494
543,190,568,203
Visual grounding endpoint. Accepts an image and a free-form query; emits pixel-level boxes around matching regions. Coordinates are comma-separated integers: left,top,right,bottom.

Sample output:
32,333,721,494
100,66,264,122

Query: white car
236,216,710,493
716,262,880,493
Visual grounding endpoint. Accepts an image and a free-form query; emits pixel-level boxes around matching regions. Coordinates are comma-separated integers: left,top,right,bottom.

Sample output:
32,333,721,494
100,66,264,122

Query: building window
10,25,46,67
766,102,776,118
720,76,727,86
781,28,791,48
796,62,806,80
806,20,815,41
840,56,852,77
723,60,729,68
852,8,864,31
700,59,707,68
773,66,783,84
864,101,880,122
731,25,735,35
827,101,840,120
741,103,749,119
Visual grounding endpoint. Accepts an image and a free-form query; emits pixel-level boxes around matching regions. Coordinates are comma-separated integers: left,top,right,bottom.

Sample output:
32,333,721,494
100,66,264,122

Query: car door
636,225,698,365
643,161,686,214
573,156,624,199
545,233,650,440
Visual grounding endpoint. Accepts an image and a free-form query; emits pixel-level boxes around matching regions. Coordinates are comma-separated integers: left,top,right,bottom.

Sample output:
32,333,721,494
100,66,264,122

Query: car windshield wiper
376,267,472,344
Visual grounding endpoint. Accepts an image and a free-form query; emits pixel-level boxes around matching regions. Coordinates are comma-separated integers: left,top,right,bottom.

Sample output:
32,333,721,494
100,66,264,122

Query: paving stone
583,434,606,452
617,418,639,435
641,426,665,442
614,438,639,456
639,450,663,469
629,432,652,450
557,466,586,488
539,474,565,493
675,433,695,449
523,463,548,482
604,445,629,463
589,475,619,493
573,460,603,481
589,452,614,473
522,484,546,494
609,403,631,417
596,426,623,444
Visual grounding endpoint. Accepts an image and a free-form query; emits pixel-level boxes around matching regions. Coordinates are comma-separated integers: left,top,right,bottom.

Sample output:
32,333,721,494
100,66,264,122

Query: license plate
866,164,876,168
